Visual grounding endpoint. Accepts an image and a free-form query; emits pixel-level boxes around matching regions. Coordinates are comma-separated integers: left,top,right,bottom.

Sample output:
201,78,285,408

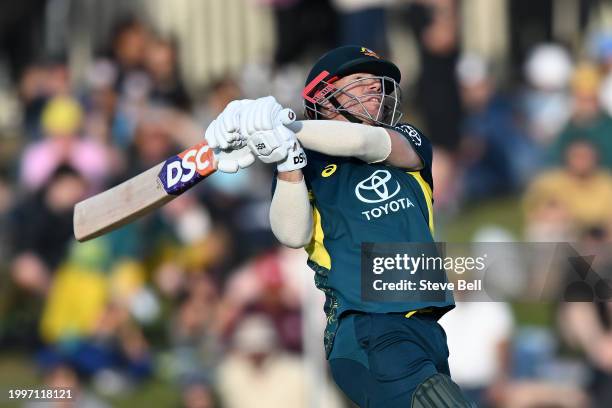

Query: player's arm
384,129,424,170
270,171,313,248
236,97,313,248
287,121,423,169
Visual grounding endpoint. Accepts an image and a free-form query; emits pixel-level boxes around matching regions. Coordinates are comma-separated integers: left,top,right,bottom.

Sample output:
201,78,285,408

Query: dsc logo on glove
293,153,306,165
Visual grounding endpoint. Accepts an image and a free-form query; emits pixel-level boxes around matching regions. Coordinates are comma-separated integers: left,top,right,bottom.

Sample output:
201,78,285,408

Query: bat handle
278,108,297,126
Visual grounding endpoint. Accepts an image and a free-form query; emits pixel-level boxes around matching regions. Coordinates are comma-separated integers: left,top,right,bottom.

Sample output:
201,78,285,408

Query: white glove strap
277,142,307,172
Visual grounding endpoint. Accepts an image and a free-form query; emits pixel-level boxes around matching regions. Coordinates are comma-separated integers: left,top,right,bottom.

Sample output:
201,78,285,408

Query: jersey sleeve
388,123,434,191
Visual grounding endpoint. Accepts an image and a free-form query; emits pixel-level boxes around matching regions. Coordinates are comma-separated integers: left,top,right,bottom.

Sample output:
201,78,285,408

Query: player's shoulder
387,122,430,148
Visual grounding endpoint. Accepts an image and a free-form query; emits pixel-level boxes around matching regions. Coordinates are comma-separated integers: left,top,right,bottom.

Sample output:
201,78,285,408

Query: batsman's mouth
343,96,381,109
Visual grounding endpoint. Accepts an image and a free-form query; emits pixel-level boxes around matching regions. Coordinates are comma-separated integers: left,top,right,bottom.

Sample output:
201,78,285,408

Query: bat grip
278,108,297,126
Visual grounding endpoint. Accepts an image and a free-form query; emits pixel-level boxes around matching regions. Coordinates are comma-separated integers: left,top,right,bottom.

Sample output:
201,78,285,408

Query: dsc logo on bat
158,142,215,195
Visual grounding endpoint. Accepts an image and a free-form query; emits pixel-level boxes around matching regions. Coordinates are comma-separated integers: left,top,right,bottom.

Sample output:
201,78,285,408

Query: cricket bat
73,108,296,242
73,141,216,242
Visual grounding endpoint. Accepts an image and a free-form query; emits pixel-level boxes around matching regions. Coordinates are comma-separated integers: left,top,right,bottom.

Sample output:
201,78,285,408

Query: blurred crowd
1,0,612,407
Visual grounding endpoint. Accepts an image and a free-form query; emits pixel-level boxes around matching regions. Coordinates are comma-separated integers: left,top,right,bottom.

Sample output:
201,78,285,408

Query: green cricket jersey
275,122,455,355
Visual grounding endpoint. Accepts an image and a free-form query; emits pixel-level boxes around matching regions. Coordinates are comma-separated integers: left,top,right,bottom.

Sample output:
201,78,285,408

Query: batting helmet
302,45,402,125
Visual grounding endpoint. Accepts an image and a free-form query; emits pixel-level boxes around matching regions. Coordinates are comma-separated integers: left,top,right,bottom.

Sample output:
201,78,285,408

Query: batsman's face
331,73,383,123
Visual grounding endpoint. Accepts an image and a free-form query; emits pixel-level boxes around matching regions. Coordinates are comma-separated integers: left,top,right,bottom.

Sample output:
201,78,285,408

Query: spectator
406,0,463,152
109,17,150,94
550,63,612,169
217,314,307,408
19,96,110,191
10,164,87,294
521,44,573,146
266,0,337,67
122,109,179,179
83,59,119,145
524,139,612,240
145,36,191,111
457,53,539,201
18,59,71,139
559,226,612,407
332,0,391,55
169,274,223,382
221,248,303,352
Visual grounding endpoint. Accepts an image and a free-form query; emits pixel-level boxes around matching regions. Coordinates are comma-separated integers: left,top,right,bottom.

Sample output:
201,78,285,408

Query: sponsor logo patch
355,170,400,203
396,124,421,146
158,142,215,195
355,170,414,220
293,152,306,165
322,164,337,177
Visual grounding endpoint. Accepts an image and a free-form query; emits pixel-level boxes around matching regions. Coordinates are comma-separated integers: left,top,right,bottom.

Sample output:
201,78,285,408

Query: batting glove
204,100,256,173
205,99,253,149
240,96,307,171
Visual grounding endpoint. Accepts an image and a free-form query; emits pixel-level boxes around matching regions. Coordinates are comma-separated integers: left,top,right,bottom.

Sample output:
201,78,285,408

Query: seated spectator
109,17,150,94
169,274,223,381
221,248,303,352
145,36,191,111
457,53,539,201
550,63,612,169
18,59,71,140
524,139,612,240
10,165,88,294
559,226,612,408
19,96,110,191
521,44,573,146
216,314,307,408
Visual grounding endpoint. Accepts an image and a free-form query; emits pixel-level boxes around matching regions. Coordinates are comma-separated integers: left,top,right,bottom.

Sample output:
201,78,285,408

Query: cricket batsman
205,46,474,407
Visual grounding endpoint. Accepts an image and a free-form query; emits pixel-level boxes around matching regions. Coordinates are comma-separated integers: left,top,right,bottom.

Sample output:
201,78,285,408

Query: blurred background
1,0,612,406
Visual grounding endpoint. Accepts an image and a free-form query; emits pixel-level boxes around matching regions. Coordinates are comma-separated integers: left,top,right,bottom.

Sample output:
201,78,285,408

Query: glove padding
205,99,253,150
240,96,306,171
204,99,255,173
214,146,256,173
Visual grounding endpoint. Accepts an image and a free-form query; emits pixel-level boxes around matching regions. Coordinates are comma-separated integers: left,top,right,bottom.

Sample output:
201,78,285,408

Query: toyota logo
355,170,401,203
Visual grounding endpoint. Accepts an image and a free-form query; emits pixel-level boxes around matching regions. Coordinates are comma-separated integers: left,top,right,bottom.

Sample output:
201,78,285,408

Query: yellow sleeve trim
407,171,434,236
305,206,332,269
405,310,418,319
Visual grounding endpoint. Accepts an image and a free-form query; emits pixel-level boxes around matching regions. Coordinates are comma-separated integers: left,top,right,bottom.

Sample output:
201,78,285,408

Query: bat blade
74,142,216,242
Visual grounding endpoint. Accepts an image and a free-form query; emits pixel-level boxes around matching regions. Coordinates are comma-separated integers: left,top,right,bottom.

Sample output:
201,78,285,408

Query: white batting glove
204,100,256,173
205,99,253,149
276,140,307,172
240,96,307,171
213,146,256,173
